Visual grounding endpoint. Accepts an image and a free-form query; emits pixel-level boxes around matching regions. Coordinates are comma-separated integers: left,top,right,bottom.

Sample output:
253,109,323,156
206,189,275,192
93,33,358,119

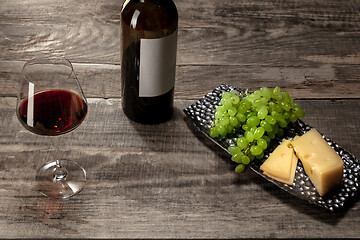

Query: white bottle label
139,30,177,97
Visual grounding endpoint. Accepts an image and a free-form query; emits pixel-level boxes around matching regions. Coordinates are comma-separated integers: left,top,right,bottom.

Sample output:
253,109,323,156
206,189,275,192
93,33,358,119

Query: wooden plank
0,97,359,238
1,60,360,99
0,0,359,65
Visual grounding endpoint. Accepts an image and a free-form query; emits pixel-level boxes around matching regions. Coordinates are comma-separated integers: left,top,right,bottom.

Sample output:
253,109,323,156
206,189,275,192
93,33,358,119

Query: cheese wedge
260,140,298,185
291,128,343,196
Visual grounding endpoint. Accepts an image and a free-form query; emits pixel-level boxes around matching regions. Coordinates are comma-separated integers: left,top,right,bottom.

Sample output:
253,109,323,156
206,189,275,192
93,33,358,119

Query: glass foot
35,160,86,198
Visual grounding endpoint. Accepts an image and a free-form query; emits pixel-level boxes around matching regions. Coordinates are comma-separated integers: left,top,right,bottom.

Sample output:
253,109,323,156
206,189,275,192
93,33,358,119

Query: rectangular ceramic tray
183,84,360,211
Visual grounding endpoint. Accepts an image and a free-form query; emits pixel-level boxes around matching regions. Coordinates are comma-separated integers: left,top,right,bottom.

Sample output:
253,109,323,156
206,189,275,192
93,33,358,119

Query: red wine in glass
18,89,87,136
16,57,88,199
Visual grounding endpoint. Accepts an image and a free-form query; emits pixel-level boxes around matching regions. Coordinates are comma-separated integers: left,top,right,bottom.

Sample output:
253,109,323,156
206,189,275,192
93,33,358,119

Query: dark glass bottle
121,0,178,123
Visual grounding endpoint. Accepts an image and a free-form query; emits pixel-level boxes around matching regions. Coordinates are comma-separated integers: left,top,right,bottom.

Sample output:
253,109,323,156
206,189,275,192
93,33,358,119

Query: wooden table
1,0,360,238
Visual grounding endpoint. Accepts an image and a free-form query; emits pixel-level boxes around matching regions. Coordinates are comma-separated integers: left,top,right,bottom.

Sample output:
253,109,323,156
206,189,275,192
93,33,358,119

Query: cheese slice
291,128,343,196
260,140,298,185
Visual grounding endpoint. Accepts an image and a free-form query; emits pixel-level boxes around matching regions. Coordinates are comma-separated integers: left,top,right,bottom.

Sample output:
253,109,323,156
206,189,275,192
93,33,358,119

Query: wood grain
1,61,360,99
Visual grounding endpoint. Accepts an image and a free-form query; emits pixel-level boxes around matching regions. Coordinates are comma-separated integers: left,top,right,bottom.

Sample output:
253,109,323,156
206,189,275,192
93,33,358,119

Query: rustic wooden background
0,0,359,238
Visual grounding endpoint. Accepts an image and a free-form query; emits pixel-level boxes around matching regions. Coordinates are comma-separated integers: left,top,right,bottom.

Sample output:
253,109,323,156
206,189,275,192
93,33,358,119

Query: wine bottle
120,0,178,124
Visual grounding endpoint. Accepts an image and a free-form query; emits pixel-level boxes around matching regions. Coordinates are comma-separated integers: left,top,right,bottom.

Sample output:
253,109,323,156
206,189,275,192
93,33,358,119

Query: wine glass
16,57,88,198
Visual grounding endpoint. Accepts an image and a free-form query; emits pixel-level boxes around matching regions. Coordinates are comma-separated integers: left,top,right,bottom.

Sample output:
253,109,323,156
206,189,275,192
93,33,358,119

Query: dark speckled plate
183,84,360,211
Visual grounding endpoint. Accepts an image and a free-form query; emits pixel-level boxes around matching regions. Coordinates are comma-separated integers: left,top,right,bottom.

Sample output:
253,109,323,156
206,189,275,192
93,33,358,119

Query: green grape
236,112,246,122
218,125,227,137
280,101,291,111
215,111,223,120
246,116,260,127
223,112,230,118
293,106,305,118
242,124,250,131
238,100,251,113
260,87,273,99
268,101,276,112
278,119,288,128
209,127,218,138
237,137,249,150
252,90,262,99
265,115,276,125
274,103,284,113
241,155,251,165
237,105,246,114
254,97,268,109
232,152,244,163
249,126,257,133
252,99,263,109
250,145,263,156
246,111,257,118
216,105,226,114
243,99,252,108
226,125,234,134
244,93,254,103
229,116,238,127
257,106,268,119
272,111,285,122
289,113,297,123
228,145,241,155
257,138,268,150
260,120,273,132
254,127,265,140
282,91,293,104
259,97,269,106
222,92,232,99
273,86,281,99
235,164,246,173
219,117,230,126
221,97,232,109
228,107,237,117
231,95,240,105
230,89,240,96
245,131,255,142
283,111,291,120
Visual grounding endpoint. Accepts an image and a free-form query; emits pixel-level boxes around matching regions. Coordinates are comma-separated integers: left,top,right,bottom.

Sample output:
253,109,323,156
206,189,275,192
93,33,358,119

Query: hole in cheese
304,153,315,160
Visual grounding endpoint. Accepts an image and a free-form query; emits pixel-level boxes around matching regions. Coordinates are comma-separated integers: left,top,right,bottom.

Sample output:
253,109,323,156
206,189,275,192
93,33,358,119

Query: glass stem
53,160,68,182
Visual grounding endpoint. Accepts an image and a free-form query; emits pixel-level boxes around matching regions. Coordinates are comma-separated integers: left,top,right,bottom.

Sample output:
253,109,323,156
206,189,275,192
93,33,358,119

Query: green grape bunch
209,87,305,173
